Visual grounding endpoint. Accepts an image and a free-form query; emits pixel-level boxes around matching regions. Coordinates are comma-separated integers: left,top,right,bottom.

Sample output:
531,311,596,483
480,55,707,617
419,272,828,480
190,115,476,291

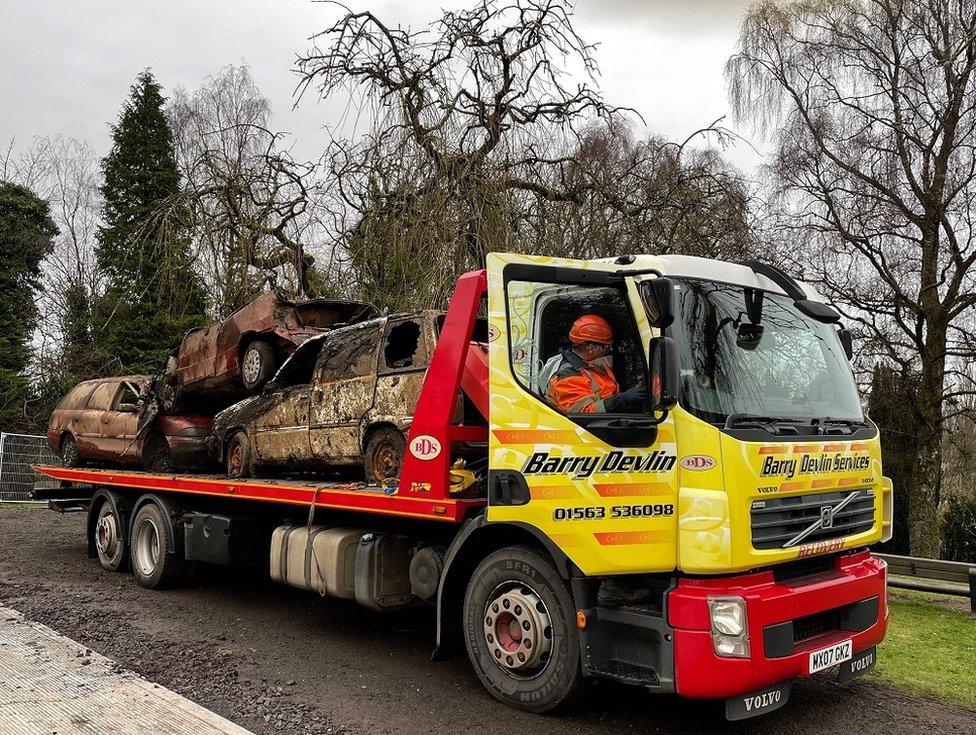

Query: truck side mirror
642,277,675,329
650,336,679,413
838,328,853,361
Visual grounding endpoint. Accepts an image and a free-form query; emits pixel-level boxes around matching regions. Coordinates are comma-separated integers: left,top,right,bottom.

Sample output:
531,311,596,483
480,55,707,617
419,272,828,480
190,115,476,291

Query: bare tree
163,65,330,316
297,0,620,273
727,0,976,555
516,121,755,261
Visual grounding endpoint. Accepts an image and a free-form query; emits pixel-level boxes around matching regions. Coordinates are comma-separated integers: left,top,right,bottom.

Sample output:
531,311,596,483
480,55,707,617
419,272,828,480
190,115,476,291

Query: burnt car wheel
143,434,174,473
226,432,252,478
60,434,80,468
364,427,405,484
241,340,276,392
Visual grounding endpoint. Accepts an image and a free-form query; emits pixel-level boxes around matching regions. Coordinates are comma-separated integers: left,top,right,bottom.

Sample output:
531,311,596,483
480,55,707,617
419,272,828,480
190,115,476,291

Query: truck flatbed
34,465,485,523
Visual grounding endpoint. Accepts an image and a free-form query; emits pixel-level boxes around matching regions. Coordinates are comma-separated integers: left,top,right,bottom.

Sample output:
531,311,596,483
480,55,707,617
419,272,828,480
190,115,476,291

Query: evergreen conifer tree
95,70,206,372
0,181,57,431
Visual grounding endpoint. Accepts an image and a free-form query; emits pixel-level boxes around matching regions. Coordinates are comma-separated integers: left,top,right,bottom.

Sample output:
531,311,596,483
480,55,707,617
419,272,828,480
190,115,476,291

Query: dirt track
1,508,973,735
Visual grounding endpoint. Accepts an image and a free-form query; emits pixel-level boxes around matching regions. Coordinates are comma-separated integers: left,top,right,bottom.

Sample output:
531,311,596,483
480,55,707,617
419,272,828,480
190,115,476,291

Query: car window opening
385,321,422,369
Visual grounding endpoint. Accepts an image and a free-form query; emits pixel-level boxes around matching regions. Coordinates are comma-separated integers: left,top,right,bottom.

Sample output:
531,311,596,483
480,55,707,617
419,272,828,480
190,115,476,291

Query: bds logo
680,454,717,471
409,435,442,460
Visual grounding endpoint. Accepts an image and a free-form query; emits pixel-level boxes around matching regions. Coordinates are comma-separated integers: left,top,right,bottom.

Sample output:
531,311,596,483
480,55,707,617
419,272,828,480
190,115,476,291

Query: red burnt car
47,376,212,472
162,293,377,407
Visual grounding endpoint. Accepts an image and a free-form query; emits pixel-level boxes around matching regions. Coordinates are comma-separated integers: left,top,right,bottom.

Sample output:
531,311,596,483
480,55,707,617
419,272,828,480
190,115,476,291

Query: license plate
808,638,853,674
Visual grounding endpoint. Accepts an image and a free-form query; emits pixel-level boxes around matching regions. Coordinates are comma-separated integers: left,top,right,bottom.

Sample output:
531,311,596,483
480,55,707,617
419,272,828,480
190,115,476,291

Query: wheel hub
94,515,119,557
134,518,161,577
483,584,553,673
242,349,261,383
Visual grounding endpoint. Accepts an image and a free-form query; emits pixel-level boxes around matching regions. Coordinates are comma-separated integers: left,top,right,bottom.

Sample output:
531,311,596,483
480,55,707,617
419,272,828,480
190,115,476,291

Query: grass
873,588,976,709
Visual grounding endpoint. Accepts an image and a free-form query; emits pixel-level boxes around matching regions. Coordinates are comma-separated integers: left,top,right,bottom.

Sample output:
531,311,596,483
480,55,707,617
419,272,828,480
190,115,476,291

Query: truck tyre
462,545,583,713
364,427,405,484
143,434,174,473
93,500,128,572
226,432,252,478
241,340,276,392
129,503,187,589
60,434,80,468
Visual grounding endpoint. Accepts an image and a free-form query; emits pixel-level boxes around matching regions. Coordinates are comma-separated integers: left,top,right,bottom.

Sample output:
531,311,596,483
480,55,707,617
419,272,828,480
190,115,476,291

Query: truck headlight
708,596,750,658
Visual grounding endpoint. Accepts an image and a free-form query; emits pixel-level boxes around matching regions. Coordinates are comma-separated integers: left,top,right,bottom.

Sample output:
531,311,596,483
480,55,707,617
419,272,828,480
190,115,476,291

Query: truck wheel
241,340,276,392
364,427,404,484
129,503,187,589
462,546,583,713
93,500,128,572
143,434,174,473
226,432,251,478
60,434,80,468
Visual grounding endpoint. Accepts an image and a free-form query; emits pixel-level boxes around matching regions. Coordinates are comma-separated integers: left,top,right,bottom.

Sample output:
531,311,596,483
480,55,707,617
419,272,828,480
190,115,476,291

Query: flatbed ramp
0,605,254,735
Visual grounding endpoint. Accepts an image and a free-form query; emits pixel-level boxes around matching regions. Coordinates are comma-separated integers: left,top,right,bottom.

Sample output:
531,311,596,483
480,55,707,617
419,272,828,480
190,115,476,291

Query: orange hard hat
569,314,613,345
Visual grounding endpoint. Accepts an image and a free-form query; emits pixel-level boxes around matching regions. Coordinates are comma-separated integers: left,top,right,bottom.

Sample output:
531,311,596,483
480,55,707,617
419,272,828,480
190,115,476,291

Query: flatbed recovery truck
35,253,893,720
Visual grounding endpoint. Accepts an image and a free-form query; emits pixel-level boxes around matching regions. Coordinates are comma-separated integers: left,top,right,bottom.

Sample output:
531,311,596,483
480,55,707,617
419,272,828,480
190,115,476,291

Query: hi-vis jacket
542,349,620,414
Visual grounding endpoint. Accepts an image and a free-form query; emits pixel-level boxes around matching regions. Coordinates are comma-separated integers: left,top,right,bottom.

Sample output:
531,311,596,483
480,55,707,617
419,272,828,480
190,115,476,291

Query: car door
77,381,120,461
252,385,313,467
110,379,144,463
250,337,319,468
370,316,433,427
308,324,383,466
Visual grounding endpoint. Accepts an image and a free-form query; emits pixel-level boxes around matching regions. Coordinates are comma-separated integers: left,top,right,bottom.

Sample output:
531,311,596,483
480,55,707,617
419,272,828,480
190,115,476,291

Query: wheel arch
360,420,403,454
433,514,575,660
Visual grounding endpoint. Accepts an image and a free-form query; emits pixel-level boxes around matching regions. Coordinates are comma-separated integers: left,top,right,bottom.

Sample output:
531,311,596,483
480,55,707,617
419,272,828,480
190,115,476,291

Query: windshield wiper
814,417,869,428
724,414,811,430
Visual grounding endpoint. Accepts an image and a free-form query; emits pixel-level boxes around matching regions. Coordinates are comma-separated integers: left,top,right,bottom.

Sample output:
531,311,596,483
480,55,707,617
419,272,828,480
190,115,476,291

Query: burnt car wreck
210,311,447,482
156,292,378,412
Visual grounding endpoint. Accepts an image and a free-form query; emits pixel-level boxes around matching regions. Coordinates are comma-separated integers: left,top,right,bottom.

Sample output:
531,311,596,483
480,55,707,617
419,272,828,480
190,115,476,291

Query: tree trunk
909,309,947,558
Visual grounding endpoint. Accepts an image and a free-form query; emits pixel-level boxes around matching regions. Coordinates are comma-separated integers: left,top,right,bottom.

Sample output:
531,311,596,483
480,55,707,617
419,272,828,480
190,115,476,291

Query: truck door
486,253,679,576
308,324,383,466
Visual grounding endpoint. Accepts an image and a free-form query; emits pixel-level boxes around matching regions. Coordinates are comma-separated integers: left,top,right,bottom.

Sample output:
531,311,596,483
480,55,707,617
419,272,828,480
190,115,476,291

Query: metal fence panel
0,433,61,503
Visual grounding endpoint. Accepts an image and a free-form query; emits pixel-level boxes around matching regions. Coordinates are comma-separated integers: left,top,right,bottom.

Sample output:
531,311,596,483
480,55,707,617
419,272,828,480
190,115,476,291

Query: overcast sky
0,0,762,173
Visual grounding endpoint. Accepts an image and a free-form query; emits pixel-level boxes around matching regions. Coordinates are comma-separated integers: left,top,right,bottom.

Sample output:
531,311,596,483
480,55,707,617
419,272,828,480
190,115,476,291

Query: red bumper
668,551,888,698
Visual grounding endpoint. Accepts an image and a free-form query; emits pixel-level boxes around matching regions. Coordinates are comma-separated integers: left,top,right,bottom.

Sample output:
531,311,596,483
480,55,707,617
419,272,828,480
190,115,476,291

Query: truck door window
506,280,646,412
383,321,424,370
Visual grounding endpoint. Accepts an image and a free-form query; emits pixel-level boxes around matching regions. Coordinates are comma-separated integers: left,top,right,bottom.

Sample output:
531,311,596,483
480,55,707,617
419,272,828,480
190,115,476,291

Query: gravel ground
1,508,974,735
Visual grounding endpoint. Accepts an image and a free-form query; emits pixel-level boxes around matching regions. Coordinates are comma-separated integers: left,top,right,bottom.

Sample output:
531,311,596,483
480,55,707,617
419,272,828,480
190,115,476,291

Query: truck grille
751,489,875,550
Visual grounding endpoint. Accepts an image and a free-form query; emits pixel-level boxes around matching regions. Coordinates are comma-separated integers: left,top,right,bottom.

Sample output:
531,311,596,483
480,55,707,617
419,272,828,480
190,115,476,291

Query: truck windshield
665,279,863,425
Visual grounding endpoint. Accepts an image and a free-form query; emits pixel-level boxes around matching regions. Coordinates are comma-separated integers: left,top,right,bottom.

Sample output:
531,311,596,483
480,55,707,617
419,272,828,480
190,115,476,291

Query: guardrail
877,553,976,618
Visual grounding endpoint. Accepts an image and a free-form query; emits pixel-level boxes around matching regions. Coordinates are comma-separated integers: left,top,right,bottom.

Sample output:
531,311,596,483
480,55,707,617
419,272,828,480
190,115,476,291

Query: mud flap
837,646,876,680
725,680,791,720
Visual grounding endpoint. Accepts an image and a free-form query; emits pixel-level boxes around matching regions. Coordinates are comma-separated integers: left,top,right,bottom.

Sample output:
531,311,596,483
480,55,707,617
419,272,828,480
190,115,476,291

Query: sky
0,0,763,174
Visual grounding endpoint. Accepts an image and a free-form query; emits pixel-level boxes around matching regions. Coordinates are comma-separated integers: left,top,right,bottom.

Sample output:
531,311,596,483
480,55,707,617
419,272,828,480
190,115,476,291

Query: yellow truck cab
477,252,890,716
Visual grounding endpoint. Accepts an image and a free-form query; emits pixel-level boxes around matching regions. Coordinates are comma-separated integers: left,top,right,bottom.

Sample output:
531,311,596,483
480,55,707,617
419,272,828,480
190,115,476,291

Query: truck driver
541,314,645,414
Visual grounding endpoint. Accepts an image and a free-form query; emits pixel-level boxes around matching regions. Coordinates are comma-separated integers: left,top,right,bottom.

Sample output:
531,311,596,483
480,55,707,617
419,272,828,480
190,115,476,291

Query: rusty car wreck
158,292,378,411
210,311,448,482
47,376,212,472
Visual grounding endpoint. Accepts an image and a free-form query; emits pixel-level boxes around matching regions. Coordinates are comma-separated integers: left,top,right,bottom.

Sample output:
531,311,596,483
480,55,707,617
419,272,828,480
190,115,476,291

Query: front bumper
668,550,888,699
